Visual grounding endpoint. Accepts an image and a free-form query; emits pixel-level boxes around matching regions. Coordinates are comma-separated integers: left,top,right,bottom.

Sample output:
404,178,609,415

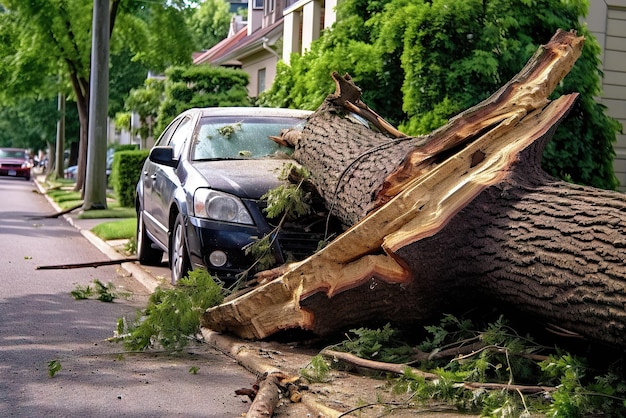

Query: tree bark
202,30,626,347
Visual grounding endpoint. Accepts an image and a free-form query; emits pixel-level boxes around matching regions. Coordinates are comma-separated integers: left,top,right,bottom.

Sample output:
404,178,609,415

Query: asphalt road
0,176,254,417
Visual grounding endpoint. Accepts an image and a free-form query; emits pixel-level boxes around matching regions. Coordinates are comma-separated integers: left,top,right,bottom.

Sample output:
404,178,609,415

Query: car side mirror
149,146,178,168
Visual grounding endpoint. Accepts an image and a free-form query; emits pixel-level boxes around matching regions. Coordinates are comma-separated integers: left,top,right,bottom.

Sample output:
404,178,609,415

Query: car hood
0,158,27,165
192,159,293,199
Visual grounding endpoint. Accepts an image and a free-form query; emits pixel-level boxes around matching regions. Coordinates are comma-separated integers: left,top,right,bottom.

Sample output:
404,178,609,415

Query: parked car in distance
0,148,32,180
136,107,340,284
64,165,78,180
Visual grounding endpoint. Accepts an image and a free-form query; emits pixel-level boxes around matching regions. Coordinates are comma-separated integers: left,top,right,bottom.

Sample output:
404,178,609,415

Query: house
194,0,336,97
587,1,626,192
197,0,626,191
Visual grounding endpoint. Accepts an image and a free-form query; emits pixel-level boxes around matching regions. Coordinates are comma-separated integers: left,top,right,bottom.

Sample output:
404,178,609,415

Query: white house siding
241,50,279,97
588,1,626,192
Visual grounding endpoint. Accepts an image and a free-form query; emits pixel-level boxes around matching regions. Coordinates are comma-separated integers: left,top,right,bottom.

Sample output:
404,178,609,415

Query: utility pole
55,92,65,180
83,0,110,210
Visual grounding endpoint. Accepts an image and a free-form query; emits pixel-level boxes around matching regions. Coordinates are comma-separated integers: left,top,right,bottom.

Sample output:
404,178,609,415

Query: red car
0,148,32,180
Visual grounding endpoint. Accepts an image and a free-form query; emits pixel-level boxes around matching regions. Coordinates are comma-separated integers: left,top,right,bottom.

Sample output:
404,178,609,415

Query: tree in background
0,99,57,152
187,0,232,51
108,47,150,118
115,78,165,148
155,65,250,134
0,0,196,192
0,97,80,167
261,0,620,190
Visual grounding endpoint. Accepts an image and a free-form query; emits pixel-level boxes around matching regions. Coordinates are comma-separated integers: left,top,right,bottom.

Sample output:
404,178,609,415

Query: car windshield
0,149,26,159
192,117,304,160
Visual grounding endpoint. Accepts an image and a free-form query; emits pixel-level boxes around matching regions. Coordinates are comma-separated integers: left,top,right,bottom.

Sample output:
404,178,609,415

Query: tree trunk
202,30,626,347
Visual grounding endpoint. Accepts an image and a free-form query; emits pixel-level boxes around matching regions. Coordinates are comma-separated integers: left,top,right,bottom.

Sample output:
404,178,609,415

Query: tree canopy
0,0,205,191
155,65,250,134
260,0,620,190
186,0,232,51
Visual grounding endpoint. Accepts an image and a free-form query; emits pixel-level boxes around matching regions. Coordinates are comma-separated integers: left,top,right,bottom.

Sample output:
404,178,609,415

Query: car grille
256,200,336,262
276,230,326,262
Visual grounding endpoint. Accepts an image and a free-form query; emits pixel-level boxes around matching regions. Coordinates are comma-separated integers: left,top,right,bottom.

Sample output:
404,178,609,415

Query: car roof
185,107,313,119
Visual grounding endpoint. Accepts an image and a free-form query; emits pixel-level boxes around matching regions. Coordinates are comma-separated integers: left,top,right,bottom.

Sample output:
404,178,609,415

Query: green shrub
156,65,251,134
115,269,225,351
110,149,149,207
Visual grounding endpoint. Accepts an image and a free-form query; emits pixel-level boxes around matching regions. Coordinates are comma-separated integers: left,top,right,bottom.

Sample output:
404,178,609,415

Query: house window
264,0,275,14
253,0,263,9
257,68,266,95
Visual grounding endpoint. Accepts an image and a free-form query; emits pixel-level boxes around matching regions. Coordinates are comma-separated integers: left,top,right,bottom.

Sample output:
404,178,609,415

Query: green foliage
113,3,195,74
262,164,312,220
47,359,62,378
338,324,414,364
242,234,276,273
0,97,57,151
333,315,626,416
108,47,149,117
300,354,332,383
109,150,150,207
71,279,122,303
115,269,225,351
156,65,250,135
78,207,136,219
0,0,198,182
47,189,82,204
186,0,231,51
241,164,315,276
418,313,475,353
121,78,165,145
91,218,136,241
264,0,619,190
188,366,200,375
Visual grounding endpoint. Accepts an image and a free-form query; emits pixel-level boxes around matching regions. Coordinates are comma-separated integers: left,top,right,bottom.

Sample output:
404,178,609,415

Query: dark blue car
135,107,335,284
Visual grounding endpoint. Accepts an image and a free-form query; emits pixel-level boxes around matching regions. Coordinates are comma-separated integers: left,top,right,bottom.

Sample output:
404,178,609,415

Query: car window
154,117,183,148
168,117,192,159
192,117,303,160
0,149,27,159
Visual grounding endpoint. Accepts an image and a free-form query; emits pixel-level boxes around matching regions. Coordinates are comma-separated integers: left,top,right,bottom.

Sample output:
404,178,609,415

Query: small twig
36,258,138,270
411,339,485,363
451,344,548,363
463,382,556,394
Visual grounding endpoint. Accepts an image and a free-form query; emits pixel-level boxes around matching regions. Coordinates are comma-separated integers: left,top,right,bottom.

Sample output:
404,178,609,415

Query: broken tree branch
36,258,138,270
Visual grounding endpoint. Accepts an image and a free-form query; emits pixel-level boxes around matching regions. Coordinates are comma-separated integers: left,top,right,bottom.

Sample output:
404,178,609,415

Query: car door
142,116,184,245
146,115,194,246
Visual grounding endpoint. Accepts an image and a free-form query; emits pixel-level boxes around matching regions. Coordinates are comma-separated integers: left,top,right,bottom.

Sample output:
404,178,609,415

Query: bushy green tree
117,78,165,148
156,65,250,134
260,0,405,125
0,0,197,191
186,0,232,51
262,0,620,190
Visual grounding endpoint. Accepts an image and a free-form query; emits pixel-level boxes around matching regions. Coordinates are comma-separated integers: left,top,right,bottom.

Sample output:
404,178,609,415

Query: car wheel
170,213,191,285
137,209,163,265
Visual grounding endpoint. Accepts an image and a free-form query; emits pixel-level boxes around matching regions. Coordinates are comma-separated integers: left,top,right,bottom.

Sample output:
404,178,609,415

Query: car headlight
193,189,254,225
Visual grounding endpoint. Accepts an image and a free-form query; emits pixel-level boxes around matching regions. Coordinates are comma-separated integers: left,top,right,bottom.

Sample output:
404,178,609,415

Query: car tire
137,209,163,265
170,212,191,285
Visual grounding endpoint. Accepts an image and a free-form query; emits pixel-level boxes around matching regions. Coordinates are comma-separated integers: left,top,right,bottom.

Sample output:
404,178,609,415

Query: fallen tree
202,30,626,347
